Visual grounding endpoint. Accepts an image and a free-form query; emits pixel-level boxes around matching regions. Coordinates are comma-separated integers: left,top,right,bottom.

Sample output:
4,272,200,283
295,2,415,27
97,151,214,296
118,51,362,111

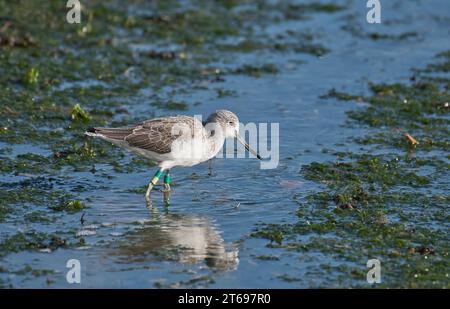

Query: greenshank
86,110,261,203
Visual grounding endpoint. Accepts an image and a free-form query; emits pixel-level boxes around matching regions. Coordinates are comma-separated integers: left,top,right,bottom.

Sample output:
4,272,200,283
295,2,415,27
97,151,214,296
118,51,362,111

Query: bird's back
86,115,206,155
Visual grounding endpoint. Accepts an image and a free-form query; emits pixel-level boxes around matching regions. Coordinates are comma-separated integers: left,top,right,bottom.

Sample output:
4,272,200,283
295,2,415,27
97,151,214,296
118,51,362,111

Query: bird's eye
229,121,234,125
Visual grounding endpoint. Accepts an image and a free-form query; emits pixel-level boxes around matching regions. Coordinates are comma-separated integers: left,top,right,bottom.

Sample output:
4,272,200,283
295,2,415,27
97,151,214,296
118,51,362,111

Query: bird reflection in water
112,210,239,271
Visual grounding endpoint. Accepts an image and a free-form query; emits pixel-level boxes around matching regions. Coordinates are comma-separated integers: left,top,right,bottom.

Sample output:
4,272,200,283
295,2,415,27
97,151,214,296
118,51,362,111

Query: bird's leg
145,168,162,203
163,169,171,192
162,170,171,206
163,190,170,206
145,197,153,209
208,159,213,176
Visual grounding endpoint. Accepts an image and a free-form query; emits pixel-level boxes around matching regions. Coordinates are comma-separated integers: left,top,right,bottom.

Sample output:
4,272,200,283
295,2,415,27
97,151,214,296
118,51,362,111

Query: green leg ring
150,169,162,186
164,174,171,185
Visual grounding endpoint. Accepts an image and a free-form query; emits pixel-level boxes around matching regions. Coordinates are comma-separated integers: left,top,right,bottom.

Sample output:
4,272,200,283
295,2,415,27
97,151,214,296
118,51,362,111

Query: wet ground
0,0,449,288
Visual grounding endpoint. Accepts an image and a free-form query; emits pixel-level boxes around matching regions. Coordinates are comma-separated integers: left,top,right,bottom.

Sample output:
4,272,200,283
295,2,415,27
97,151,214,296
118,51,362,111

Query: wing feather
89,116,202,154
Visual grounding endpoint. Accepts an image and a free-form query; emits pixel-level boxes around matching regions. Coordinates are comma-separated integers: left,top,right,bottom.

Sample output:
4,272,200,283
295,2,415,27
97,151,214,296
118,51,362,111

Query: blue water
1,0,450,288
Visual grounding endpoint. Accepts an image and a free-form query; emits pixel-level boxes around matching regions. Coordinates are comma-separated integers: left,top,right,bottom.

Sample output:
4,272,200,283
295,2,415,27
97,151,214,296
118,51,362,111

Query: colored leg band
150,169,162,185
164,174,171,184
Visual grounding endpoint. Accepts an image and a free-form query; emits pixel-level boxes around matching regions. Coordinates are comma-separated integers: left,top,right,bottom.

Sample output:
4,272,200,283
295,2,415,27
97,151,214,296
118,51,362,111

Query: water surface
0,0,449,288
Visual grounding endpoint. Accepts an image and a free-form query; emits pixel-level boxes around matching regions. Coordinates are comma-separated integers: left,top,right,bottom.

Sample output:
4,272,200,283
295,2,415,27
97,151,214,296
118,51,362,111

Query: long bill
236,133,262,160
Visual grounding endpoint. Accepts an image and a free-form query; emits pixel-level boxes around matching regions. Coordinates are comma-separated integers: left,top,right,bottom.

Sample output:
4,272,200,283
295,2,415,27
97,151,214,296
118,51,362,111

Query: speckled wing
124,122,173,154
127,116,203,154
89,116,201,154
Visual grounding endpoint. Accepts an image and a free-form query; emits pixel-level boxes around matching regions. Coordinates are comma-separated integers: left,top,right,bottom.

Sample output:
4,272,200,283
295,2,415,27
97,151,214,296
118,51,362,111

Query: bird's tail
85,127,100,137
85,127,134,141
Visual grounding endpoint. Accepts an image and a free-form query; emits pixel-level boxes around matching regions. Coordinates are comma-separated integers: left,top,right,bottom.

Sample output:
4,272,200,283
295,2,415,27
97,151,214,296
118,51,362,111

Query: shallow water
0,0,449,288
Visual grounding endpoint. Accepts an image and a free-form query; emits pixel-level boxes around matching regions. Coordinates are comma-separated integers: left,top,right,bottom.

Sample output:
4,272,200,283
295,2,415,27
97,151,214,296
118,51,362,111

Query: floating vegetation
50,200,87,213
0,232,69,257
24,67,39,85
341,14,420,42
1,1,333,273
251,51,450,288
320,88,363,101
323,80,450,152
151,100,189,111
0,0,448,288
71,104,91,123
421,50,450,73
367,31,418,41
234,64,279,77
290,3,345,13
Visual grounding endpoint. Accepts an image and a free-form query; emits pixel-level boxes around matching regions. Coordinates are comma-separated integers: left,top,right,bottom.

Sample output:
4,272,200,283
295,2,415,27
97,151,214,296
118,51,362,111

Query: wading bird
86,110,261,204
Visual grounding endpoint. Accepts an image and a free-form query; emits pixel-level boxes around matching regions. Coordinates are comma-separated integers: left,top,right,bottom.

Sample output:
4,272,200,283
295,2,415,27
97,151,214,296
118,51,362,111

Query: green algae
24,67,39,85
255,255,279,261
341,15,420,42
302,154,431,188
278,274,301,282
71,104,91,123
216,88,237,98
11,265,57,277
50,200,87,213
289,3,345,13
368,32,418,41
251,51,450,288
422,49,450,73
323,80,450,152
0,232,69,257
234,64,279,77
0,0,325,154
0,0,448,288
151,100,189,111
0,0,339,265
320,88,364,101
252,228,284,245
218,34,330,57
0,184,78,221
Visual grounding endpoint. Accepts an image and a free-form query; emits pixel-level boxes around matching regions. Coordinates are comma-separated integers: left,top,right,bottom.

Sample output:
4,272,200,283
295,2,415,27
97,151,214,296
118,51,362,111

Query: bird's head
205,110,261,160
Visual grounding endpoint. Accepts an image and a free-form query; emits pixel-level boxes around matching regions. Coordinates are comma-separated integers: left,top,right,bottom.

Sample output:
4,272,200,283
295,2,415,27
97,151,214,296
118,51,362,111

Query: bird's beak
236,133,262,160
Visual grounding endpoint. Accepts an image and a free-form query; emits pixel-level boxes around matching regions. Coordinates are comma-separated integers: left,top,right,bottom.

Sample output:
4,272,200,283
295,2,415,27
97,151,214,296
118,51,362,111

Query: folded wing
88,116,198,154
